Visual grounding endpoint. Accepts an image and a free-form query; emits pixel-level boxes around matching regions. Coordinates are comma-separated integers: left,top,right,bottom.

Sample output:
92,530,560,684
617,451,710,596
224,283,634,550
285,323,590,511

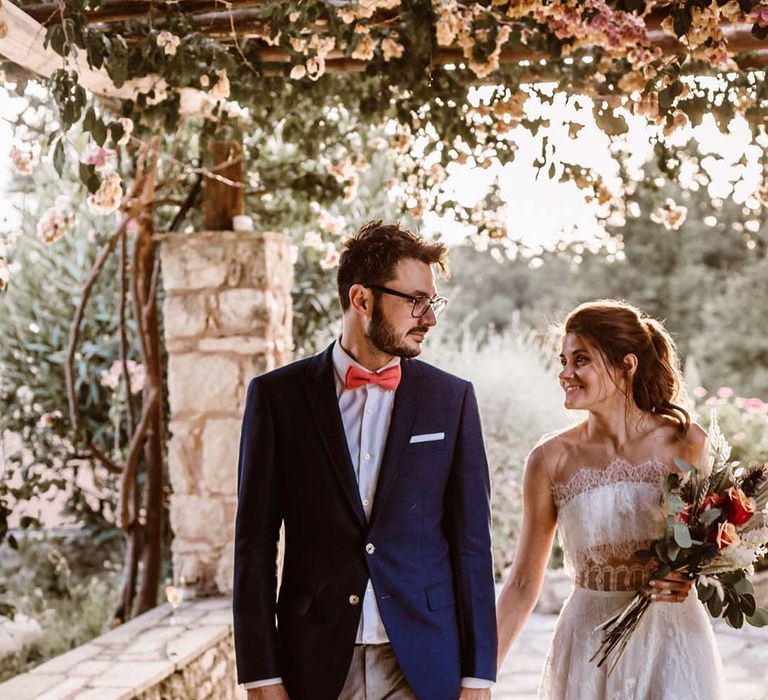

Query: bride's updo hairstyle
563,300,690,435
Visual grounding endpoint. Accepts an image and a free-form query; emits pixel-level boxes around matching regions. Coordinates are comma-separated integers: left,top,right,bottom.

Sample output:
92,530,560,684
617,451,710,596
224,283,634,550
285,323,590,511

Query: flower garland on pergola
2,0,768,227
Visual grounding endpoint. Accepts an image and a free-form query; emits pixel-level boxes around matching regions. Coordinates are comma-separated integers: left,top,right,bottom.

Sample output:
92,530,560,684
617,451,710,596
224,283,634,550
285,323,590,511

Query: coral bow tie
344,365,402,392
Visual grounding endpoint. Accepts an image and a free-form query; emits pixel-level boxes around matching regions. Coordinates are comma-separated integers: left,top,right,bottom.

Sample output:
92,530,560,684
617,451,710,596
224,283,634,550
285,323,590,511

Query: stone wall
135,628,238,700
160,231,293,595
0,598,243,700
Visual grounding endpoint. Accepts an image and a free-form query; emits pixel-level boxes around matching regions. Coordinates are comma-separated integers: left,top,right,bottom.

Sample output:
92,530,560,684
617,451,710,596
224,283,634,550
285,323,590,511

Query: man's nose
422,306,438,326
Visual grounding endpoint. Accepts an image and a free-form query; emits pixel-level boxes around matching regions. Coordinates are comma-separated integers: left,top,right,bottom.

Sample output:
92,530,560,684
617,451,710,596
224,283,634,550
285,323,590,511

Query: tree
445,141,768,394
694,259,768,395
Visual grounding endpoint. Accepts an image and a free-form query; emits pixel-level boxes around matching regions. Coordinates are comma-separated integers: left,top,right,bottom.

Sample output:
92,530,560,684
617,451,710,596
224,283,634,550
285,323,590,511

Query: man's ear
623,353,638,379
348,284,373,318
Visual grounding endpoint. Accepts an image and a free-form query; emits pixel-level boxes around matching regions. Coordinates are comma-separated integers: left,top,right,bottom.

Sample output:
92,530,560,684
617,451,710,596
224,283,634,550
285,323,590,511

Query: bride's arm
495,445,558,670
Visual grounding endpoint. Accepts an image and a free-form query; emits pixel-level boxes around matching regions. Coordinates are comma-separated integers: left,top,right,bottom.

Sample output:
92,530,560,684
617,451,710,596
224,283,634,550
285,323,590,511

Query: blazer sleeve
232,377,283,683
445,381,498,681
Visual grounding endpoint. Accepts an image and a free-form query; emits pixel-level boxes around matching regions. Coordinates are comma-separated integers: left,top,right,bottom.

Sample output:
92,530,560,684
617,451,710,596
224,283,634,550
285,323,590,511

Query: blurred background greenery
1,127,767,680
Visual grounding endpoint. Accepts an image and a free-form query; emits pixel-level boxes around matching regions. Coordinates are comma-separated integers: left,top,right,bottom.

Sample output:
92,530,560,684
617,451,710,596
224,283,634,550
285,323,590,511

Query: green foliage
693,260,768,396
0,533,121,682
695,396,768,463
0,176,132,546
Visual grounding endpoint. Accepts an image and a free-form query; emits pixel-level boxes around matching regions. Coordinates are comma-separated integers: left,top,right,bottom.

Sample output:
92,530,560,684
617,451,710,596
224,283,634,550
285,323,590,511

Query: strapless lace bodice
552,458,669,591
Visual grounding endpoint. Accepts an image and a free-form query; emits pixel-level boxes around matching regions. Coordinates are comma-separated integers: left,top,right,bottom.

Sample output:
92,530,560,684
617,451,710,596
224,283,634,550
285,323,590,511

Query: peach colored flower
39,410,62,427
290,64,307,80
302,231,325,250
382,38,404,61
100,359,146,394
650,199,687,230
10,146,38,175
211,69,230,100
749,4,768,28
111,117,134,146
319,242,341,270
156,31,181,56
81,143,115,172
351,34,376,61
715,521,740,550
87,172,123,216
37,197,75,245
306,56,326,80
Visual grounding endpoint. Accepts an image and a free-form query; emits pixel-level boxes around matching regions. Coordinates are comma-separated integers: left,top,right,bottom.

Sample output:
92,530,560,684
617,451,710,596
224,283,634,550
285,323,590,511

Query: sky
0,82,762,251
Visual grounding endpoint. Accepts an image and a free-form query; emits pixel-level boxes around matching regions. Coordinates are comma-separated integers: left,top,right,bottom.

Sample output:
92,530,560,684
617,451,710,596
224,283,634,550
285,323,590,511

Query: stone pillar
160,231,293,595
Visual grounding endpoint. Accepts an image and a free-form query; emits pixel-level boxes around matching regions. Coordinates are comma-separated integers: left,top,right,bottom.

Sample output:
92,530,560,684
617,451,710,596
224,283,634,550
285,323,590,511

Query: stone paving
0,598,240,700
495,612,768,699
2,596,767,699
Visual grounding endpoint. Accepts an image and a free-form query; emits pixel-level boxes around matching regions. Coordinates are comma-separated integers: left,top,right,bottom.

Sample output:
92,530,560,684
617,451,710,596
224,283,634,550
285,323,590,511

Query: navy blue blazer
233,344,497,700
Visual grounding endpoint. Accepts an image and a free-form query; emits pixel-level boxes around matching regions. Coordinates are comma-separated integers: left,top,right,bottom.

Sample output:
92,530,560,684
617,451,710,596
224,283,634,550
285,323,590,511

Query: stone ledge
0,598,238,700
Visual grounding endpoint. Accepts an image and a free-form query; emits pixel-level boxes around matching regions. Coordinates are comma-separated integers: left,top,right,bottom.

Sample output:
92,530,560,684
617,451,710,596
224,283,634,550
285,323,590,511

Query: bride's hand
649,571,693,603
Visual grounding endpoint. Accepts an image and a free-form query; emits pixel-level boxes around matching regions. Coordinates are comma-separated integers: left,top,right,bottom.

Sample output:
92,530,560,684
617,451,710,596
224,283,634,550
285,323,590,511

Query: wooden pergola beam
0,0,231,113
20,0,267,25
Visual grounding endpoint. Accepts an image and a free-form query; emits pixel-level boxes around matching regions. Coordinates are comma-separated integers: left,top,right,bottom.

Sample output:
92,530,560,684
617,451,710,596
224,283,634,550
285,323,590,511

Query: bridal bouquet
591,412,768,673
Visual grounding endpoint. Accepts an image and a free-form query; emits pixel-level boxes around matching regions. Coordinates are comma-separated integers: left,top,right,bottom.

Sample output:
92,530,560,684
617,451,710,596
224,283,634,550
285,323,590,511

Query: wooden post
203,138,244,231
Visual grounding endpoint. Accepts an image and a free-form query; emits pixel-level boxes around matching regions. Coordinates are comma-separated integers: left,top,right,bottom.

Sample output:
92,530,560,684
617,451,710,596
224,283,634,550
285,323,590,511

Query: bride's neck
585,404,653,450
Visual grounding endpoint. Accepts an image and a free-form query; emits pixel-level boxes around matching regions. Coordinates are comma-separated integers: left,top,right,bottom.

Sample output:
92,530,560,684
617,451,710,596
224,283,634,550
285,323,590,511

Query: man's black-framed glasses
365,284,448,319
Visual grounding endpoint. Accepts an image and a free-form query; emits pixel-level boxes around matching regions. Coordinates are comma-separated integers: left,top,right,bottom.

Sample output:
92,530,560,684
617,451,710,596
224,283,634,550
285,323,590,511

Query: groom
233,221,497,699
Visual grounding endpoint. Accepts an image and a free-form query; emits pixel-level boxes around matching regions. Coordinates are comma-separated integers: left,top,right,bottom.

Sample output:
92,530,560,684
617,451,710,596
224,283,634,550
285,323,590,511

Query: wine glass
165,580,185,624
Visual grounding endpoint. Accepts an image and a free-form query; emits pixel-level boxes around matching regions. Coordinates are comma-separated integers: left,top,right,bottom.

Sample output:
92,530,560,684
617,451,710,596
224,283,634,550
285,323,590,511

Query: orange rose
725,487,755,526
715,521,740,550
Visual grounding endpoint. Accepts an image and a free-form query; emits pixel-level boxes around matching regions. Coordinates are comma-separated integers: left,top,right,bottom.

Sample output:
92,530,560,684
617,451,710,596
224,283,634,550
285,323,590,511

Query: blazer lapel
369,359,421,526
304,345,367,527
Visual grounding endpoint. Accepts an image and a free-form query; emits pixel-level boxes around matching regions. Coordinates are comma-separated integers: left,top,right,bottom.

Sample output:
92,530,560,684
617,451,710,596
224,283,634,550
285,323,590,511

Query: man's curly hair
336,221,449,311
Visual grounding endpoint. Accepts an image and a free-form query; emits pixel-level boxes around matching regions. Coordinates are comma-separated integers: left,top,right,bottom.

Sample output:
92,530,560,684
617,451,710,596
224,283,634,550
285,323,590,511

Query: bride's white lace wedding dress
539,458,725,700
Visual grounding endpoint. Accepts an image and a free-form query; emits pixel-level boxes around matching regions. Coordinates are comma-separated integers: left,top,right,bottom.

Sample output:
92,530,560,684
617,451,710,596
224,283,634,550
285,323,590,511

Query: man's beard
367,302,426,358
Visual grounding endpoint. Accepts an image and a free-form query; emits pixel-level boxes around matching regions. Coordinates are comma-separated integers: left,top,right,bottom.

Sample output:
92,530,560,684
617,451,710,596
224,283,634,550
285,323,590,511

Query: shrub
693,389,768,464
423,324,573,577
0,532,121,681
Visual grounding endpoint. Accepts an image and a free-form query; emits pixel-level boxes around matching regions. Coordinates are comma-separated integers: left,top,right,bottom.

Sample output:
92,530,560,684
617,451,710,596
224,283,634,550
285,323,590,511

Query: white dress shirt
243,341,492,690
332,339,399,645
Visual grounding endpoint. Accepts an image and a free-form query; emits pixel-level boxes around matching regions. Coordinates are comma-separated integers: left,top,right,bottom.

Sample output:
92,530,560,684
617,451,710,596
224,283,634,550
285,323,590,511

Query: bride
496,300,725,699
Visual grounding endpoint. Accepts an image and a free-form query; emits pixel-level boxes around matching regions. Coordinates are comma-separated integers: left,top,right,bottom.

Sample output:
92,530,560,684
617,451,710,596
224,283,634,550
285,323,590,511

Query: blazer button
349,594,360,606
365,543,376,555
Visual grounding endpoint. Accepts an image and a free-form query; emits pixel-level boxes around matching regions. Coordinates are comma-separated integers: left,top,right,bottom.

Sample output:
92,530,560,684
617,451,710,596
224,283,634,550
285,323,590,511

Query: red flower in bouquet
725,487,755,526
676,505,691,524
699,493,725,513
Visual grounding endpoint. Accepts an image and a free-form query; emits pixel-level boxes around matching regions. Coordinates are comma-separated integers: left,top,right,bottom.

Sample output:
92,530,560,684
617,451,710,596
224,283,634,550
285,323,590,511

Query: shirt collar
332,339,401,384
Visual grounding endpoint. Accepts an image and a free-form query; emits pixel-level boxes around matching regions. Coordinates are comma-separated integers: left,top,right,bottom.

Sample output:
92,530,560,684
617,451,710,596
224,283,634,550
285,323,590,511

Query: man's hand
650,571,693,603
459,688,491,700
246,684,290,699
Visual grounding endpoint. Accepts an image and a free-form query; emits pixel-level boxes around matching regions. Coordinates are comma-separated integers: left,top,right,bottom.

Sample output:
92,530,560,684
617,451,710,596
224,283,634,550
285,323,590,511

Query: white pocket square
409,432,445,444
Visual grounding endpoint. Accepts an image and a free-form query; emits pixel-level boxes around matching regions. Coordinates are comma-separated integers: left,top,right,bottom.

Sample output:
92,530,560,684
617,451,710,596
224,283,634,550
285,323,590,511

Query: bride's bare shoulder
653,416,708,464
680,421,708,462
527,423,584,478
